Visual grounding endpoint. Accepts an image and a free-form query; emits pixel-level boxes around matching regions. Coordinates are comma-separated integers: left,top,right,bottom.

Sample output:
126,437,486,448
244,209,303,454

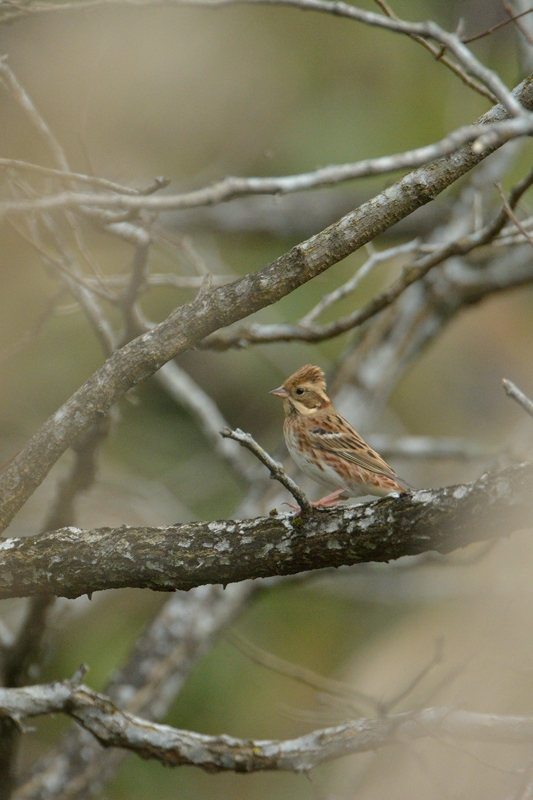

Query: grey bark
0,464,530,601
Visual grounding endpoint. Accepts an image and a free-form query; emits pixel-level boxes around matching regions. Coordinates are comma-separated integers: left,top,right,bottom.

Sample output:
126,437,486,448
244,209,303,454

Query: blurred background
2,0,533,797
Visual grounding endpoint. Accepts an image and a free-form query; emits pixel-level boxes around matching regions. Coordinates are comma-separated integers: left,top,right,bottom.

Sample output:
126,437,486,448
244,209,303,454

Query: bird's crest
284,364,326,392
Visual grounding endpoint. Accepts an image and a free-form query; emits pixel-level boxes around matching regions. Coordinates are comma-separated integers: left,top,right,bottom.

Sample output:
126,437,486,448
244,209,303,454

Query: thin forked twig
220,427,312,514
300,240,420,326
462,5,533,44
227,630,379,712
382,637,444,714
503,378,533,419
496,181,533,249
373,0,497,102
0,158,167,195
504,1,533,46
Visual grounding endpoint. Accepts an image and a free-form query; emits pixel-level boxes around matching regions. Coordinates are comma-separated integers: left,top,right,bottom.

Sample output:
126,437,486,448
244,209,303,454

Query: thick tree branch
200,164,533,350
0,464,530,601
4,677,533,773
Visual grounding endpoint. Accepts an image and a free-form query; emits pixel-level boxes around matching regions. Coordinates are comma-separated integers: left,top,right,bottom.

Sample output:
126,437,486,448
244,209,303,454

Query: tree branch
0,0,522,114
0,464,530,601
200,164,533,350
220,428,312,513
156,365,257,483
5,677,533,773
2,116,533,219
15,583,256,799
503,378,533,419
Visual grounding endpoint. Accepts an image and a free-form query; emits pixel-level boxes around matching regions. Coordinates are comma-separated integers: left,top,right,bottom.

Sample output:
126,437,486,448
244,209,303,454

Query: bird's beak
270,385,289,399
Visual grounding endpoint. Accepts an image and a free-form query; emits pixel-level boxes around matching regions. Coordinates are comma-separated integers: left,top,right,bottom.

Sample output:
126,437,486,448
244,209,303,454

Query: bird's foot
311,488,347,508
283,488,346,513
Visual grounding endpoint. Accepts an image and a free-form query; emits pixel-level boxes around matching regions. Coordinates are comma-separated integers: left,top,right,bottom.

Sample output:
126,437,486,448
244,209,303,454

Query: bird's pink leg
283,488,346,512
312,488,347,507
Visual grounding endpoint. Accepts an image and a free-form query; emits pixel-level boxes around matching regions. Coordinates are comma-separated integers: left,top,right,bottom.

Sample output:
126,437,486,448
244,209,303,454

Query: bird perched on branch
270,364,411,507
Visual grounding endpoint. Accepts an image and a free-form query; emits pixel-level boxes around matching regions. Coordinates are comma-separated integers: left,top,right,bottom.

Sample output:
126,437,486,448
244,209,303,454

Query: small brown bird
270,364,411,507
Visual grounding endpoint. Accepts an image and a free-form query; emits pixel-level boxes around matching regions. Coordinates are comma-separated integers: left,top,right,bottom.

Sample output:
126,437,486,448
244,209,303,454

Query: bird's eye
295,388,305,395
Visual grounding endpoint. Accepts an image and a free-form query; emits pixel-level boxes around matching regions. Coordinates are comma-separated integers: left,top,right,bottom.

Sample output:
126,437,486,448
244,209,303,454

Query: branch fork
220,427,312,514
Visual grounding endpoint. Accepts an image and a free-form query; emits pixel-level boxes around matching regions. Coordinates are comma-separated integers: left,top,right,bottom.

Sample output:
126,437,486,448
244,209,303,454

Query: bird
270,364,411,508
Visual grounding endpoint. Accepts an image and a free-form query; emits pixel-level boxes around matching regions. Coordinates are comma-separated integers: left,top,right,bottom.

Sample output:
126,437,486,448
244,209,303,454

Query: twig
505,1,533,46
373,0,497,102
156,364,258,483
0,158,163,195
0,59,69,171
462,6,533,44
496,181,533,248
503,378,533,419
300,240,420,326
227,630,379,712
382,638,444,714
220,427,312,514
6,678,533,773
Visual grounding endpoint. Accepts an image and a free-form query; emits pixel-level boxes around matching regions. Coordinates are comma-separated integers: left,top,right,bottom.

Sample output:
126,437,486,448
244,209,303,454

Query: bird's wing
307,416,399,478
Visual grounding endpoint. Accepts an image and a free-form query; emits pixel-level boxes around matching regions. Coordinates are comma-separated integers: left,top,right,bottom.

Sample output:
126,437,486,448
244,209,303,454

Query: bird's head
270,364,331,416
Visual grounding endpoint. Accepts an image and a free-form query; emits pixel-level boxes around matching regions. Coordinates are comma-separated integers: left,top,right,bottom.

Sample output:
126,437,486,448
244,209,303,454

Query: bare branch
0,158,165,195
496,180,533,248
3,117,533,222
366,435,495,461
0,58,69,171
373,0,498,102
220,428,311,513
227,630,378,712
204,0,520,115
156,365,257,482
505,1,533,48
0,0,523,114
299,240,420,326
5,678,533,773
0,464,530,600
503,378,533,419
462,5,533,44
201,164,533,350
